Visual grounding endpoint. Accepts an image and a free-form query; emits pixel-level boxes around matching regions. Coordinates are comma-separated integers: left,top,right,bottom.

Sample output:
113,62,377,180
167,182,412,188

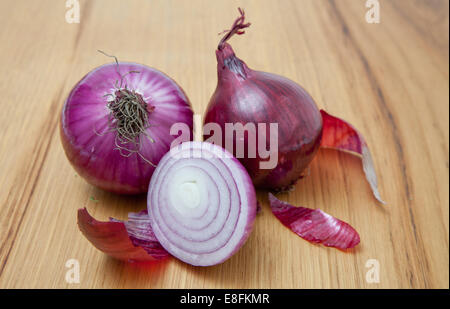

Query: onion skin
320,110,385,204
204,43,323,190
148,141,257,266
78,208,169,262
269,193,360,250
61,62,193,194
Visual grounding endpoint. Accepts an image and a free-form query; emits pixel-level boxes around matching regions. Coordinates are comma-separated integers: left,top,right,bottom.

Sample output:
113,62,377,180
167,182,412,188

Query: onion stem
218,8,251,50
97,50,156,167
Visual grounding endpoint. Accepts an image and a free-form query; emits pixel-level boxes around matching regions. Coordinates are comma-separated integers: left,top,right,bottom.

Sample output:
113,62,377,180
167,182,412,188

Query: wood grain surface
0,0,448,289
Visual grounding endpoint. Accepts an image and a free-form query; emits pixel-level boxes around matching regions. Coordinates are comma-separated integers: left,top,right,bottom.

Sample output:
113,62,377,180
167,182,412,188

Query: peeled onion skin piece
148,141,257,266
320,110,385,204
61,62,193,194
268,194,360,250
204,43,323,191
78,208,169,262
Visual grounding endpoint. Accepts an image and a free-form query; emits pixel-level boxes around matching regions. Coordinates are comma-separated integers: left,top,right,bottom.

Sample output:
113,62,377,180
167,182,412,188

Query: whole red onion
61,59,193,194
204,9,322,190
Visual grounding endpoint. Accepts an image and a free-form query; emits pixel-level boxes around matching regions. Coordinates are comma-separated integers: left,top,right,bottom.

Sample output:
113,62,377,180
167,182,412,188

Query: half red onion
269,194,360,249
320,110,385,204
147,141,257,266
78,208,169,262
61,61,193,194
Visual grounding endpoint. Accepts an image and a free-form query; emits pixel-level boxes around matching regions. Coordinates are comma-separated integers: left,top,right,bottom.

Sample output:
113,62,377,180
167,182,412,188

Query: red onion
204,9,323,191
61,58,193,194
148,141,257,266
269,194,360,249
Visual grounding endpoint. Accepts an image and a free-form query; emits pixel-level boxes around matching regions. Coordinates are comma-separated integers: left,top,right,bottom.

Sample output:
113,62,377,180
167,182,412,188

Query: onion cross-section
147,141,257,266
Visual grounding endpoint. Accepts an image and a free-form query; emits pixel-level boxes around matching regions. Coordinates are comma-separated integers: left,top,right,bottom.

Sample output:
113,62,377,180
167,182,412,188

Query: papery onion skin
78,208,169,262
148,141,257,266
204,11,322,191
61,62,193,194
269,193,360,249
320,110,385,204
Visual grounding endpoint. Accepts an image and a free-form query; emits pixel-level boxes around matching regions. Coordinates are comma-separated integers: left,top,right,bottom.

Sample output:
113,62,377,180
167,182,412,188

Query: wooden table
0,0,448,289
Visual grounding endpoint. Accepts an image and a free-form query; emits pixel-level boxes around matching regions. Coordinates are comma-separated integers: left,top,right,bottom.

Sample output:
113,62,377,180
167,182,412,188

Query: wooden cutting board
0,0,448,288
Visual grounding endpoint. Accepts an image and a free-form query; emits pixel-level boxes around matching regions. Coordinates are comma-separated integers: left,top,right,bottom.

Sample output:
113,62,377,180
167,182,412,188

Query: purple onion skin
204,43,323,190
61,62,193,194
